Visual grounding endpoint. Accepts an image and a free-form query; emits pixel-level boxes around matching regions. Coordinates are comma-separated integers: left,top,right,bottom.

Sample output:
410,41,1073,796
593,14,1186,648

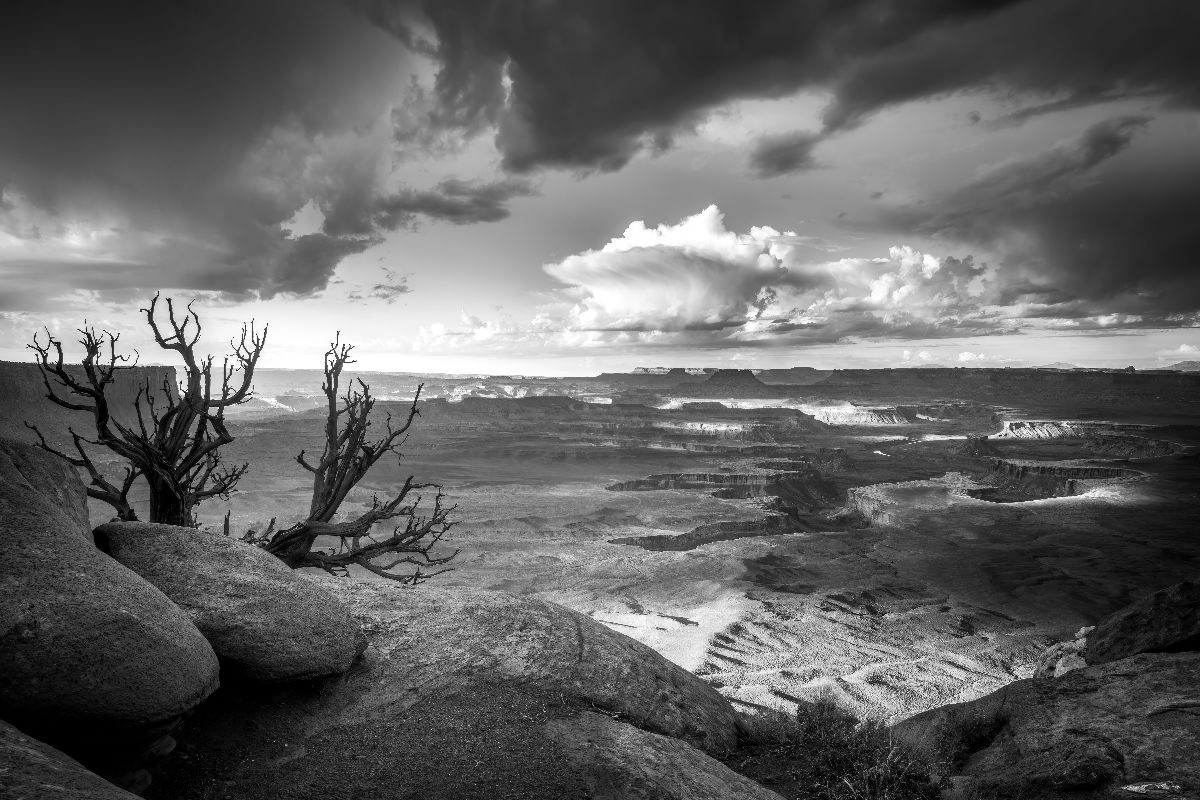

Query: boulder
0,434,91,539
0,718,140,799
894,653,1200,798
1085,580,1200,665
95,521,367,682
312,577,740,753
546,711,785,800
0,439,219,749
142,580,747,799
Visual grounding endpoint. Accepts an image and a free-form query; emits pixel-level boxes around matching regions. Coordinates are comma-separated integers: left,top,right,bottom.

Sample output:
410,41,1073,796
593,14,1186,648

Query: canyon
3,361,1197,723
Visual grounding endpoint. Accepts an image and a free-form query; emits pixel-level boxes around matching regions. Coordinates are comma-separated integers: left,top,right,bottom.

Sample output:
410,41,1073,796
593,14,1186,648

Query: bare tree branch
260,334,458,583
27,294,268,525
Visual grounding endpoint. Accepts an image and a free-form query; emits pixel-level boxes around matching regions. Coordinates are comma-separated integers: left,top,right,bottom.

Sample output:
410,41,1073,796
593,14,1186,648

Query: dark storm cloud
749,132,821,177
820,1,1200,132
367,0,1197,172
872,116,1200,320
0,0,528,304
363,0,1019,173
6,0,1200,316
320,174,536,236
370,178,537,230
266,234,378,298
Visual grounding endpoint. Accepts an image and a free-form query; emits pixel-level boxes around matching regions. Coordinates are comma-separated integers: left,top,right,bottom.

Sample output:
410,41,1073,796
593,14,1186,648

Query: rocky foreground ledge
893,580,1200,799
0,438,777,800
2,434,1198,800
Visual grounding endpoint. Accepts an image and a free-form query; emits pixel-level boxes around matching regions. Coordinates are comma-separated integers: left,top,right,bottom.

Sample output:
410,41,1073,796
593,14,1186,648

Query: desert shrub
723,699,939,800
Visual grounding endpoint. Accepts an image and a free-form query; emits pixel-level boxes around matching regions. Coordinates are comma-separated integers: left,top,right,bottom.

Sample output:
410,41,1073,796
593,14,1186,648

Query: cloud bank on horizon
1,0,1198,366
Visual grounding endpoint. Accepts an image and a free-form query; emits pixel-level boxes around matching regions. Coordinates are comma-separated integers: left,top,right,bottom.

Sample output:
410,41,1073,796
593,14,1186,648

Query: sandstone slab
894,653,1200,798
1085,580,1200,665
0,440,219,747
0,434,90,538
546,711,785,800
312,576,741,753
143,579,747,799
0,718,140,799
95,521,367,682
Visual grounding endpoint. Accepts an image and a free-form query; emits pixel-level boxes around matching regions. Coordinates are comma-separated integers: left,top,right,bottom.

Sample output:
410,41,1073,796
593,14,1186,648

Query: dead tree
254,335,458,583
27,293,267,526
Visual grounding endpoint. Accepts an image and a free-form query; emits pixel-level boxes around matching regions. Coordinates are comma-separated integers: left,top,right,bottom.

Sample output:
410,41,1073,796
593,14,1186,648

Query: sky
2,0,1199,376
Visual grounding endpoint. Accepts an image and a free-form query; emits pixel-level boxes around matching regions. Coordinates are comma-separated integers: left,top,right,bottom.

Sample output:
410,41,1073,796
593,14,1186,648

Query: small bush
723,699,939,800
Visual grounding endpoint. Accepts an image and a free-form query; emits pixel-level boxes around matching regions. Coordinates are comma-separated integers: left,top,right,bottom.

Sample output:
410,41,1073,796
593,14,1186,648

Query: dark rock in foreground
894,653,1200,798
0,718,140,799
95,521,367,682
0,440,219,750
145,578,747,799
1085,580,1200,665
314,577,739,753
545,711,784,800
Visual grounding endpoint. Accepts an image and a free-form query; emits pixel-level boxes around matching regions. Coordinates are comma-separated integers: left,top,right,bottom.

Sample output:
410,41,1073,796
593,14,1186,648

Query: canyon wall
804,367,1200,404
0,360,178,445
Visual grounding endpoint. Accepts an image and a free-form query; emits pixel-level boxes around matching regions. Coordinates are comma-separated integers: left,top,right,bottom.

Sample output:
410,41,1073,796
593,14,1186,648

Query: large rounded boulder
0,718,141,799
314,577,741,753
546,711,785,800
141,579,748,799
95,521,367,682
0,439,220,748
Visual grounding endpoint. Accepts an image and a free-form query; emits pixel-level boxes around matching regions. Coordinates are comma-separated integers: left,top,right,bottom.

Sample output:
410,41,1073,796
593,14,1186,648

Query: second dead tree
253,335,459,583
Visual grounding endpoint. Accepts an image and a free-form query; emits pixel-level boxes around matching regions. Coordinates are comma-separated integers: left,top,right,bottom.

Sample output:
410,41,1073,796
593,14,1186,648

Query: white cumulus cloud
544,205,797,332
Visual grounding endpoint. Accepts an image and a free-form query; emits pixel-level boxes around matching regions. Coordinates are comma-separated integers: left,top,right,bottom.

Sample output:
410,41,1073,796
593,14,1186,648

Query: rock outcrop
95,521,367,682
0,718,141,800
0,440,219,751
314,577,739,753
1032,626,1092,678
0,361,177,444
804,404,910,426
545,711,785,800
704,369,766,388
895,652,1200,798
1085,580,1200,665
0,434,92,538
142,577,749,799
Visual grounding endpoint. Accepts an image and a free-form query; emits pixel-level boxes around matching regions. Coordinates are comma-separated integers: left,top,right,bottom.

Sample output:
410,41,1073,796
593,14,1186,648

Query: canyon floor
150,368,1198,724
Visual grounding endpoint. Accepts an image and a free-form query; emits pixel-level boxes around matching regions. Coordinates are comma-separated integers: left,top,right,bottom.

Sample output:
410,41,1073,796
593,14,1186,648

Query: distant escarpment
0,360,177,444
966,458,1144,502
678,368,775,398
993,419,1150,439
803,367,1200,414
414,394,828,459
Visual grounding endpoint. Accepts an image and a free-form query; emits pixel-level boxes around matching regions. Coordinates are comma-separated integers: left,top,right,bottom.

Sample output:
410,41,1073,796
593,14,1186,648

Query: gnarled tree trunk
28,293,267,525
